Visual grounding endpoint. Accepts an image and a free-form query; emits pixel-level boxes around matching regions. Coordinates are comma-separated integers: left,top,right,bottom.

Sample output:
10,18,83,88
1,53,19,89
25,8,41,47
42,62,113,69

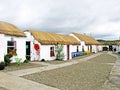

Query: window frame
7,41,16,53
50,46,55,57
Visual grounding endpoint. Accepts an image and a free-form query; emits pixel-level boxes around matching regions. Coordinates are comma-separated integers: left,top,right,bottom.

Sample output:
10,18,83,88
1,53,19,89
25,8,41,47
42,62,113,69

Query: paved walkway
0,71,60,90
1,52,120,90
0,53,102,90
103,52,120,90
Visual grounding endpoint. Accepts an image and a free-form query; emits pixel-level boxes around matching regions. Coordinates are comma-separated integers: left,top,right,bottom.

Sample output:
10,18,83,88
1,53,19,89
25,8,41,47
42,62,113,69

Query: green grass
3,62,44,72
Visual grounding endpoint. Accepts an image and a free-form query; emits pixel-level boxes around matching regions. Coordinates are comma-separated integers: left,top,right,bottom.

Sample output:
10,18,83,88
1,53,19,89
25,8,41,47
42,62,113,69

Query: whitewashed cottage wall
24,32,57,61
0,34,26,62
25,32,81,61
0,34,5,62
5,36,26,62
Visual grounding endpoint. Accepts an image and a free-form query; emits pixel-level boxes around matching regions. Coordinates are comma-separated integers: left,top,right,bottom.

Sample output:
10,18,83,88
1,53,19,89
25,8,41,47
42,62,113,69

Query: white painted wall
92,45,98,53
64,45,80,60
112,45,120,51
98,45,103,51
0,34,26,63
70,33,102,53
70,34,88,52
63,45,67,60
0,34,6,62
24,32,56,61
117,45,120,51
40,45,56,61
70,45,78,59
25,32,81,61
5,36,26,62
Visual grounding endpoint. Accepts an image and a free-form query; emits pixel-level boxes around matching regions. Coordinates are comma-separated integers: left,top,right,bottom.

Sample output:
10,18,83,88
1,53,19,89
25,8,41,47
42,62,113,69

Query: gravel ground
22,53,117,90
88,53,116,64
2,62,44,72
0,87,9,90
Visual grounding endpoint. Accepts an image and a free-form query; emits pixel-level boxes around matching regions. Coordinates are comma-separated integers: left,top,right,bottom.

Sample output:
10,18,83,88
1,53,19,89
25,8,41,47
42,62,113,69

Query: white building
24,30,80,61
0,21,26,62
70,32,102,53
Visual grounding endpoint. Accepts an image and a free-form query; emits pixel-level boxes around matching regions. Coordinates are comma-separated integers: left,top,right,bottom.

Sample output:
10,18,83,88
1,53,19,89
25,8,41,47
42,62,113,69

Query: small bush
15,57,22,66
79,51,87,56
0,62,5,70
26,55,30,60
4,54,12,66
55,44,65,60
118,51,120,54
24,55,30,63
24,59,29,63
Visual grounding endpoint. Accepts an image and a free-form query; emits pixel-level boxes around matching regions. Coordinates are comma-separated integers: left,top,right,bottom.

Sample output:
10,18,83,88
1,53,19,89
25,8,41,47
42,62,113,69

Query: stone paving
102,52,120,90
0,52,120,90
0,71,60,90
0,53,102,90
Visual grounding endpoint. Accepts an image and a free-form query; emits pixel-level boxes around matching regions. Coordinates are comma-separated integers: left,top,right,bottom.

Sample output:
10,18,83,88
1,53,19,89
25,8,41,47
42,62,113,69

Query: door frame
26,41,31,60
67,45,70,60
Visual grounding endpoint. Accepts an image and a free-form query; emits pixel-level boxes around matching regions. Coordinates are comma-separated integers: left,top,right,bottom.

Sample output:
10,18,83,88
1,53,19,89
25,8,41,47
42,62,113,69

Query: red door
67,45,70,60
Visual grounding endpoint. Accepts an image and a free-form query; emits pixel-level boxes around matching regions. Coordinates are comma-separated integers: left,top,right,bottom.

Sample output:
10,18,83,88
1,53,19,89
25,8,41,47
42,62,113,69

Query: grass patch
0,87,8,90
3,62,44,72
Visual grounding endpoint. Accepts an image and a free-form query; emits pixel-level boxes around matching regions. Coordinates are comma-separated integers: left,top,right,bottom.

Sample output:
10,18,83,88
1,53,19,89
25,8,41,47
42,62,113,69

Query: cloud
0,0,120,40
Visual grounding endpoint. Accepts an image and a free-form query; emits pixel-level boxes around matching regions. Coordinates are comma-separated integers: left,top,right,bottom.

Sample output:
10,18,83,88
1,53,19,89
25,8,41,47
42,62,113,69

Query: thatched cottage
0,21,26,62
24,30,80,61
70,32,102,53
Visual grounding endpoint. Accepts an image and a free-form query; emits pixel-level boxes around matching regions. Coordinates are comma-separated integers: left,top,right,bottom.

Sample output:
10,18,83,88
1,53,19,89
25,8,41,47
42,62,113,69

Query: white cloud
0,0,120,40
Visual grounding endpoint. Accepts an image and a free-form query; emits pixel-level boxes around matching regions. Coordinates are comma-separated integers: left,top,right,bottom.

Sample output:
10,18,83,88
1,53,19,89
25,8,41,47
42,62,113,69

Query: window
50,47,55,57
7,41,16,53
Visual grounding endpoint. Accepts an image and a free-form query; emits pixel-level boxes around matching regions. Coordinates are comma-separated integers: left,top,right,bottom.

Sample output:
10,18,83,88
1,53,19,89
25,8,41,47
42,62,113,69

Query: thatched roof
26,30,80,45
0,21,25,37
72,32,100,45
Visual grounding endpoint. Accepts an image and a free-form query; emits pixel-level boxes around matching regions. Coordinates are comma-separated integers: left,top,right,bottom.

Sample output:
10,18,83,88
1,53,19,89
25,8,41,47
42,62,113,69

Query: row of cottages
98,40,120,51
0,21,101,62
24,30,80,61
70,32,102,53
0,21,26,62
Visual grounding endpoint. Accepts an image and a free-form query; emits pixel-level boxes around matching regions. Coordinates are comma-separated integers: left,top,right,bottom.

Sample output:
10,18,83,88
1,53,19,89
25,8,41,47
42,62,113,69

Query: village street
0,52,120,90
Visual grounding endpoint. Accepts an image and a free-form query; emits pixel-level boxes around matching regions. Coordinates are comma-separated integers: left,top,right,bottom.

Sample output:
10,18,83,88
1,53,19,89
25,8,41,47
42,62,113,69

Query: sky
0,0,120,40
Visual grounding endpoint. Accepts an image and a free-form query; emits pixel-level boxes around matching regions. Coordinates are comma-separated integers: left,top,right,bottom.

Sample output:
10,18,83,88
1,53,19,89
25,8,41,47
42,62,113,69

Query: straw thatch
116,42,120,45
26,30,80,45
0,21,25,37
72,32,100,45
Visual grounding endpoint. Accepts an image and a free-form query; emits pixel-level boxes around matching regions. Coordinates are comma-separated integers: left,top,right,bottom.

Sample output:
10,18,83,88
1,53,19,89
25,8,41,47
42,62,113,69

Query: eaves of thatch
0,21,26,37
72,32,100,45
26,30,80,45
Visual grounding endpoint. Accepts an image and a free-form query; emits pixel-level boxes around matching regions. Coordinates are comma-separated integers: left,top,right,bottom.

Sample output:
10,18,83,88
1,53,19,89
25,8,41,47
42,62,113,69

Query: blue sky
1,0,120,40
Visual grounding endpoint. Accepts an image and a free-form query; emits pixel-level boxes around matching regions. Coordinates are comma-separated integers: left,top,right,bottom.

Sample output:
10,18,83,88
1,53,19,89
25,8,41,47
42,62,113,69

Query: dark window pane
50,47,55,57
7,41,14,46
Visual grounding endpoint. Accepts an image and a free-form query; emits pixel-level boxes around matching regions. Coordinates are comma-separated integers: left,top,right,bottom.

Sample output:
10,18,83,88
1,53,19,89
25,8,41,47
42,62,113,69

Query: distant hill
97,40,120,45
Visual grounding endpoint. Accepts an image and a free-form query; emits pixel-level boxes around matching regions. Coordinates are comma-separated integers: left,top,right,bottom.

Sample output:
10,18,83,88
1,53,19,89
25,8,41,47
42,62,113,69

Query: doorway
26,41,31,60
109,45,113,51
67,45,70,60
